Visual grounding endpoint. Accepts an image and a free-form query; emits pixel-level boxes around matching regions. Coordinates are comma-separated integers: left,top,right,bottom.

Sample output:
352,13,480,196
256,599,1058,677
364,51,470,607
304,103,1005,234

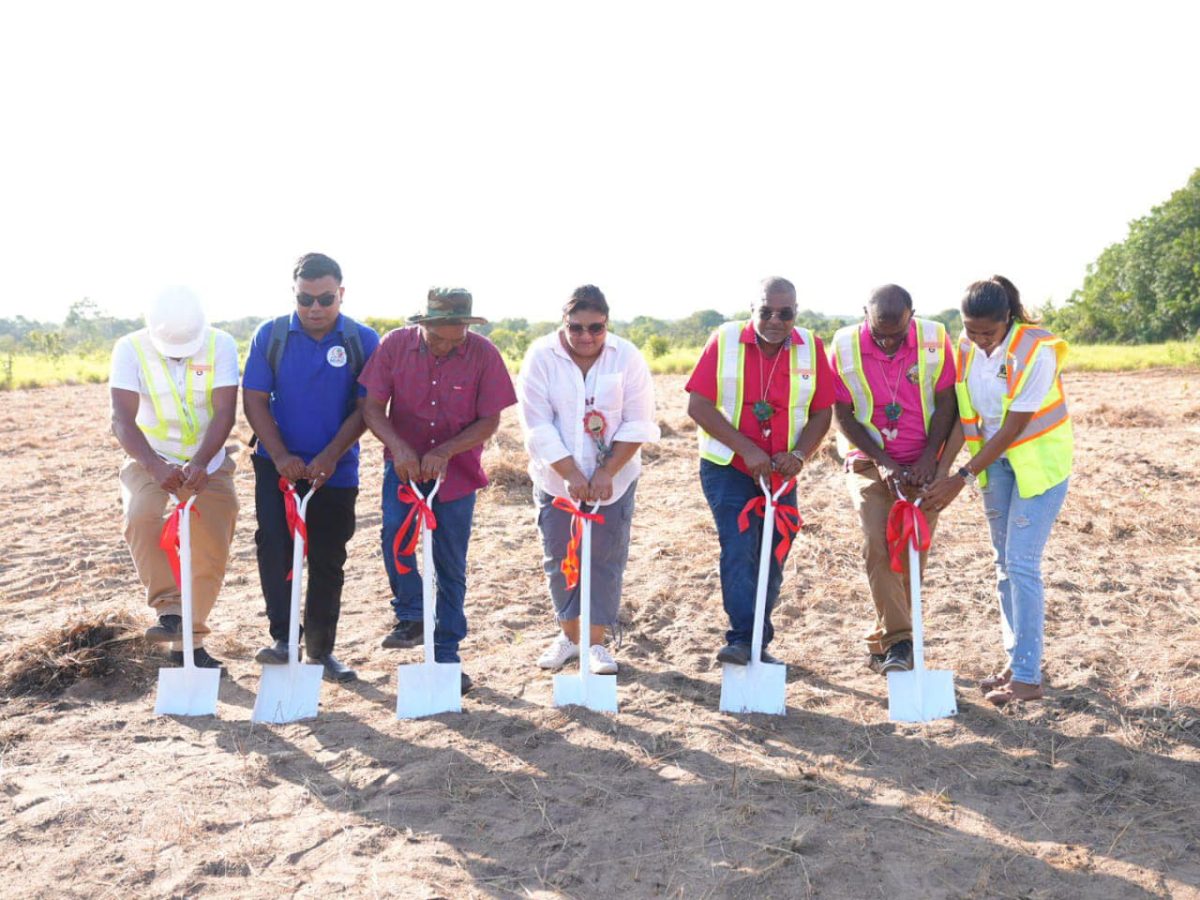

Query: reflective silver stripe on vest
832,325,881,447
1010,391,1069,446
1005,327,1054,396
789,329,816,449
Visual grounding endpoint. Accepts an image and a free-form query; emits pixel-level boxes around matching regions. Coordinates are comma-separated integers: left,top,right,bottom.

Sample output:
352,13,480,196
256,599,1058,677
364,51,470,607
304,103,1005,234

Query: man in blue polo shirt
243,252,380,682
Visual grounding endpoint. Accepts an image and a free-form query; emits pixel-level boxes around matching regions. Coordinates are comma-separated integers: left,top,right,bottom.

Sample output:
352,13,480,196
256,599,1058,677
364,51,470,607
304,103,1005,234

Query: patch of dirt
0,370,1198,898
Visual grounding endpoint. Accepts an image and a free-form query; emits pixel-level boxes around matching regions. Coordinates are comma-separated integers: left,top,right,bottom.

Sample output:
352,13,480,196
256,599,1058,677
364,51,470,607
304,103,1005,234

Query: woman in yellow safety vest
922,276,1072,706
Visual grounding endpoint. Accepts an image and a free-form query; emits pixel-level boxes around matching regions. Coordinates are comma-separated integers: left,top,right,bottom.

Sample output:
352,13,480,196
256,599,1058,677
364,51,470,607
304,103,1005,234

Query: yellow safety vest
129,328,218,463
955,324,1073,498
831,318,947,457
697,321,817,465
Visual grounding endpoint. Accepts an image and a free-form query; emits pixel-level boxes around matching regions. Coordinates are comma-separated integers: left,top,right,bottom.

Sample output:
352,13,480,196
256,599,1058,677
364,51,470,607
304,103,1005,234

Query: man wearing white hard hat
109,287,241,671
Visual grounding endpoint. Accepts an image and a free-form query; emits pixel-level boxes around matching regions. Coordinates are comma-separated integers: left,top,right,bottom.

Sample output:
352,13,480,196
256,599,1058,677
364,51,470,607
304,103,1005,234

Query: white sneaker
537,633,579,669
588,644,618,675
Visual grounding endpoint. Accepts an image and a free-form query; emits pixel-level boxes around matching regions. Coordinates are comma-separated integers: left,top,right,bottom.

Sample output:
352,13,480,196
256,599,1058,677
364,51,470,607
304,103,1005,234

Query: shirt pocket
444,380,476,423
593,373,624,418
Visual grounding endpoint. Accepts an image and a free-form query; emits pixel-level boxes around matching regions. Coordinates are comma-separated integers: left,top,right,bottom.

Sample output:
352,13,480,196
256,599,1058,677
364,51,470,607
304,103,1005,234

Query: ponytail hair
961,275,1040,324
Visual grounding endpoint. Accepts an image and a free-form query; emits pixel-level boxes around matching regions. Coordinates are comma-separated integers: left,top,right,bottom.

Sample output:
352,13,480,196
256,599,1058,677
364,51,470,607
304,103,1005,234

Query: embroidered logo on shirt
327,346,348,368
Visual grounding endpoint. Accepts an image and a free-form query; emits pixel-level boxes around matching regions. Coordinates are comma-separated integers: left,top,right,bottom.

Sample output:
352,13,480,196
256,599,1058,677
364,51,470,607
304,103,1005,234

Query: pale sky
3,1,1197,326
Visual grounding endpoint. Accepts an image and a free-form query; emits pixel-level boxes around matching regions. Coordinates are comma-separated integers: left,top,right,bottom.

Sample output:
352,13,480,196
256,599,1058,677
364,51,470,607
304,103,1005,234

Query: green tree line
1044,167,1200,343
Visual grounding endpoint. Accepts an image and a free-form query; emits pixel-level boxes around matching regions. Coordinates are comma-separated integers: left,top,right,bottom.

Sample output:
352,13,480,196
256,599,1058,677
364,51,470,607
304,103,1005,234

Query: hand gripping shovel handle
170,494,200,669
409,477,442,664
286,484,317,667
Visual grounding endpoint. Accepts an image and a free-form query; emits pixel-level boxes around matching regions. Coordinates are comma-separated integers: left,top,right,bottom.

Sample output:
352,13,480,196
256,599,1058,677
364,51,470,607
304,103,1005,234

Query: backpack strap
266,314,291,377
339,315,365,378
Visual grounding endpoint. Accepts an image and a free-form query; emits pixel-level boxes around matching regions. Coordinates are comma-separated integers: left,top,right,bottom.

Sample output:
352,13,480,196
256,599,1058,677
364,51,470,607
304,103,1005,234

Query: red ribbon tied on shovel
551,497,606,591
886,498,931,574
736,481,803,566
159,499,200,589
279,478,308,581
392,484,438,575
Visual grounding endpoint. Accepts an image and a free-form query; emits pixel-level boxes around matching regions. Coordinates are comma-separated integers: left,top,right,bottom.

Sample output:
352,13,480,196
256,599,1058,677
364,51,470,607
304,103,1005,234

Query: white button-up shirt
518,330,661,506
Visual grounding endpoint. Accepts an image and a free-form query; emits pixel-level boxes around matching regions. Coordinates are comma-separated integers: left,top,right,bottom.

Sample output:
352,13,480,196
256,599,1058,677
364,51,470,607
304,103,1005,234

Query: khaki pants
846,459,940,655
119,456,239,640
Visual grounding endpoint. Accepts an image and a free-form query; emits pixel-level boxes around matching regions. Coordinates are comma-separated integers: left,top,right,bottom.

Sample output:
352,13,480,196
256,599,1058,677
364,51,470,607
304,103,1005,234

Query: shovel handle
409,477,442,663
168,494,199,667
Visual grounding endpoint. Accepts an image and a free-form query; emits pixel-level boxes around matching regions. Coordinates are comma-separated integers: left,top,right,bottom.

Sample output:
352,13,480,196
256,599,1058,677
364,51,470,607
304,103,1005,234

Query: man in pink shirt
829,285,957,676
360,288,517,694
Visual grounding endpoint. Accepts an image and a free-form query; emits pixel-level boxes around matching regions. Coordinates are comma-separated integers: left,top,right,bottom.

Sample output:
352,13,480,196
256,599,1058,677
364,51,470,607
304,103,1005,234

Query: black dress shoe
168,647,227,677
866,651,888,675
381,620,423,649
716,643,751,666
145,614,183,644
461,672,473,695
308,653,358,683
255,640,290,665
759,649,785,666
880,639,914,674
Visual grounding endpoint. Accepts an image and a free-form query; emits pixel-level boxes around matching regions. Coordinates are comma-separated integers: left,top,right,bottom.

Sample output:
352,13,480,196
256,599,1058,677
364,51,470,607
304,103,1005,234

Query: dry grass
1,372,1199,898
0,606,153,697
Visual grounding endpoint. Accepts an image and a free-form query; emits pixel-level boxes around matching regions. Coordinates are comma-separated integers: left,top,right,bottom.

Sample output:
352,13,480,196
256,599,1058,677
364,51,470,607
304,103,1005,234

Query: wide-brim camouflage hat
407,287,488,325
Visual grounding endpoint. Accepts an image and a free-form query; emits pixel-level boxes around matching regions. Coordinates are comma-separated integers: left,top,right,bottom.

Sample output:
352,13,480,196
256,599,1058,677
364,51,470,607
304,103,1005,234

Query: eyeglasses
296,292,338,308
756,307,795,322
566,322,607,335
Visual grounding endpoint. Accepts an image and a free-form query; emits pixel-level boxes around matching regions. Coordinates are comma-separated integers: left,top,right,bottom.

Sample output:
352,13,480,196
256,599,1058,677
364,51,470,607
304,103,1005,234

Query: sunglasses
756,307,796,322
566,322,607,335
296,292,338,308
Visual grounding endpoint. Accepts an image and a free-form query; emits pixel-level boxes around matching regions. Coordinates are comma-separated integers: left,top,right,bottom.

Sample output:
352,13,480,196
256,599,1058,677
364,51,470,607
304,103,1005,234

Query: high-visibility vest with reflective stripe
697,321,817,465
129,328,218,464
831,318,947,457
955,324,1073,498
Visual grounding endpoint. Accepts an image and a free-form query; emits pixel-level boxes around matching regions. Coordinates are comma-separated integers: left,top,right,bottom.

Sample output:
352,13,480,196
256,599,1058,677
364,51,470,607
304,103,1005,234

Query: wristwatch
790,450,806,468
957,466,977,485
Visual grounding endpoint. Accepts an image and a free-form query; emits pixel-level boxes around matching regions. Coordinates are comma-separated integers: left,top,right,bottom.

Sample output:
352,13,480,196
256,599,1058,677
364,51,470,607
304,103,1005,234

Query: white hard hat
145,286,207,358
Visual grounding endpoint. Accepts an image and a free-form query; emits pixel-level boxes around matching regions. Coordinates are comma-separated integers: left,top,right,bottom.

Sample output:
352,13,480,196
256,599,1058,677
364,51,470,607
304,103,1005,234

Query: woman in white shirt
923,276,1073,706
517,285,661,674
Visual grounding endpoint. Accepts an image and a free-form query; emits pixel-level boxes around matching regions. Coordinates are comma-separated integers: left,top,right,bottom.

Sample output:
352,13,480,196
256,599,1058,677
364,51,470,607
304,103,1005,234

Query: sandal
979,669,1012,694
985,680,1043,707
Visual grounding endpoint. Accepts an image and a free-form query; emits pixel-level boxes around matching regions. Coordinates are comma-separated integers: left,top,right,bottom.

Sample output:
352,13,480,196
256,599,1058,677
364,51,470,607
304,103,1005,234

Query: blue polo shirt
243,313,381,488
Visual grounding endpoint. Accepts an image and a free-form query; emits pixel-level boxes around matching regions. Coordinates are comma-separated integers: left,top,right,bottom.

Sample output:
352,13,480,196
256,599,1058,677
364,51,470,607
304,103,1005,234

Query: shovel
553,501,618,714
252,483,324,724
396,477,462,719
155,494,221,716
887,497,957,722
719,477,788,716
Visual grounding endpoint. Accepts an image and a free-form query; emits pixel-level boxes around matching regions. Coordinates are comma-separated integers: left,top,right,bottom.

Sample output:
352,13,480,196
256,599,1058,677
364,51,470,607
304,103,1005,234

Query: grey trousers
534,481,637,626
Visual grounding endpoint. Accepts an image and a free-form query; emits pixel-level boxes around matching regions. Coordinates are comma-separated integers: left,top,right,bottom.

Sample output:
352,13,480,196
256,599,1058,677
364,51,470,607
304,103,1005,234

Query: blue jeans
979,458,1068,685
699,460,797,649
381,467,476,663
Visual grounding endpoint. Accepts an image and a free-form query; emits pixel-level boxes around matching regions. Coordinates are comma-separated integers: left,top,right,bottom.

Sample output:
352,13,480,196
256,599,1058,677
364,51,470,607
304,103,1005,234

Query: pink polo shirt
830,321,955,467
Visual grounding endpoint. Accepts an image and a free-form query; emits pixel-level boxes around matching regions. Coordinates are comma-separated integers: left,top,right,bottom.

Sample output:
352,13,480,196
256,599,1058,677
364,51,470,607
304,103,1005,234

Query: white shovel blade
154,665,220,717
886,669,957,722
396,661,462,719
719,661,787,716
553,672,618,713
250,663,324,724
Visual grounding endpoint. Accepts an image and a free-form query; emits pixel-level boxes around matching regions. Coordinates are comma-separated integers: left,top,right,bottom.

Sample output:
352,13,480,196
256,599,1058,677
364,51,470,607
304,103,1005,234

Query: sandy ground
1,371,1199,899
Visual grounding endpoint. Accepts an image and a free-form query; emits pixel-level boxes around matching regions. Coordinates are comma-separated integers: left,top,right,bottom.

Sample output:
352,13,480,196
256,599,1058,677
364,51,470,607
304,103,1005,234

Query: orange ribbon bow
886,498,930,573
551,497,606,590
736,480,802,565
158,499,200,589
279,478,309,581
392,484,438,575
